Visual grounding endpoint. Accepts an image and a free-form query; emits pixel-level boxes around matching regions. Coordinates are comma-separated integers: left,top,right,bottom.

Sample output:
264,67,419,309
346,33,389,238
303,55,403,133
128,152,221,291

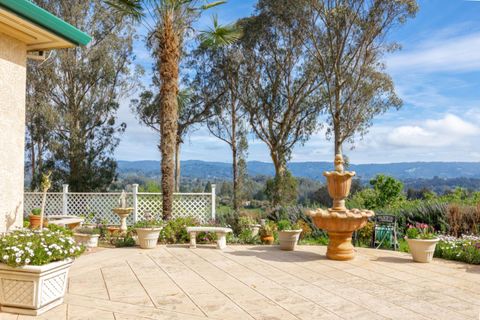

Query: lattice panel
41,273,66,305
24,193,63,217
24,191,213,225
173,194,212,224
67,193,134,225
137,193,163,220
137,193,212,223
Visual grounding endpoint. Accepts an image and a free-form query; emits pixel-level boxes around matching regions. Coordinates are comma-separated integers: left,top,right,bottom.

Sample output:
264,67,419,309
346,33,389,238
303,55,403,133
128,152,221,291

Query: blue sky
115,0,480,164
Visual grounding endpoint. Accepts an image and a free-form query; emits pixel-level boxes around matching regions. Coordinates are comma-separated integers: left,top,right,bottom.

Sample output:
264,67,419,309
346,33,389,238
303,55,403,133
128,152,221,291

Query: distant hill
117,160,480,181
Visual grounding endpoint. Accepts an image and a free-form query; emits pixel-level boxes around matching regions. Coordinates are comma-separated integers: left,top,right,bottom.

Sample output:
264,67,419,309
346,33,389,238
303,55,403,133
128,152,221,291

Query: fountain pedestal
308,155,374,261
113,208,133,232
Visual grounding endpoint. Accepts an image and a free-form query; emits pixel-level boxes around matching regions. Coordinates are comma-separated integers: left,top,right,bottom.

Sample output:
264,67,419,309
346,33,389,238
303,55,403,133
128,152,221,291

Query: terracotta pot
279,230,302,251
106,226,120,235
135,228,162,249
407,238,439,263
261,235,274,245
29,215,41,228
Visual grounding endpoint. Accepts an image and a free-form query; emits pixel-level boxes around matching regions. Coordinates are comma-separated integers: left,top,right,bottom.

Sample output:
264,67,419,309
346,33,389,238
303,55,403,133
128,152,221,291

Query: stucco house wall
0,34,27,232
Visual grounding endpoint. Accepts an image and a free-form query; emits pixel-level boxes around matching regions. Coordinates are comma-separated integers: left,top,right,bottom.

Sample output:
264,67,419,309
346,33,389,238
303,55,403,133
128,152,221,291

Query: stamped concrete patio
1,245,479,320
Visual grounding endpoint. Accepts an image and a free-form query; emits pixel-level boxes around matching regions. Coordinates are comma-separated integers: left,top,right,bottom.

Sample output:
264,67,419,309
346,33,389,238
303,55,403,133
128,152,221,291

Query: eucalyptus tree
197,20,246,210
306,0,418,157
237,0,322,205
27,0,137,192
107,0,228,218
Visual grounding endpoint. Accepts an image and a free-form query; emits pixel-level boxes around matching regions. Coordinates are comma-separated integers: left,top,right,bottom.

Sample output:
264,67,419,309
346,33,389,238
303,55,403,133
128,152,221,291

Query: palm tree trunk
231,102,239,211
174,140,181,192
159,14,180,220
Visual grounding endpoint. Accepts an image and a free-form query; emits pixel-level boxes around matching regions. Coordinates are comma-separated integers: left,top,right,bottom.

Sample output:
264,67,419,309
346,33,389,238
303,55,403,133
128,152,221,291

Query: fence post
62,184,69,216
211,184,216,221
132,184,139,223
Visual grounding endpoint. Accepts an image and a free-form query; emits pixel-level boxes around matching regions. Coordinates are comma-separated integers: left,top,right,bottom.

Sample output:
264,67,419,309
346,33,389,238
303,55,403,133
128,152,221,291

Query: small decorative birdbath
112,191,133,233
308,154,374,260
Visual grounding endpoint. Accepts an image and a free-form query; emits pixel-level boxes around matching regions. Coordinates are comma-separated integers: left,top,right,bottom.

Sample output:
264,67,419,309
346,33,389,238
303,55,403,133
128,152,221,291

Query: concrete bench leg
216,232,227,249
189,232,196,248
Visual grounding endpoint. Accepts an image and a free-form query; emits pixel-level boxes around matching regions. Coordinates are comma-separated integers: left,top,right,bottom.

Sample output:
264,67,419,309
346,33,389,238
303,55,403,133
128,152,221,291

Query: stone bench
186,227,233,249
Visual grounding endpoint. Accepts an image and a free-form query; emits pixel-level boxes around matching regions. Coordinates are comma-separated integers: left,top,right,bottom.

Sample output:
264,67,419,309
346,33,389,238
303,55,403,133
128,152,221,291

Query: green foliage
356,221,374,246
113,236,136,248
0,229,84,267
159,217,199,244
31,208,41,216
277,219,291,231
369,175,404,208
47,224,73,237
259,221,277,237
133,219,163,229
265,171,298,206
74,227,100,235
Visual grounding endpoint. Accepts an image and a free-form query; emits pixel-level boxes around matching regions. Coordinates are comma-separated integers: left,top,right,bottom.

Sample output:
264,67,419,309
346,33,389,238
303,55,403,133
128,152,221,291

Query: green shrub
74,227,100,235
405,223,436,239
159,217,199,244
31,208,41,216
277,219,291,231
133,219,163,229
47,224,73,237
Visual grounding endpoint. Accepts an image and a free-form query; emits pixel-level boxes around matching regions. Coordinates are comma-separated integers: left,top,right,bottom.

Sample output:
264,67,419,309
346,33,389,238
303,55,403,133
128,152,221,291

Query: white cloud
387,31,480,73
386,114,479,148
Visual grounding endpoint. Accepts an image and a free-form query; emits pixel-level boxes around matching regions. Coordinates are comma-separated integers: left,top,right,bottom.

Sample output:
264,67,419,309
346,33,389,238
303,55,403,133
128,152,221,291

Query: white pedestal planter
0,259,73,315
73,233,99,248
279,230,302,251
407,238,439,263
135,228,162,249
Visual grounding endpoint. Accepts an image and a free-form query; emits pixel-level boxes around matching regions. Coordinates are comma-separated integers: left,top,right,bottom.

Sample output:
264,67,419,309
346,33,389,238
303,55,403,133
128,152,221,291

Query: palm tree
107,0,235,219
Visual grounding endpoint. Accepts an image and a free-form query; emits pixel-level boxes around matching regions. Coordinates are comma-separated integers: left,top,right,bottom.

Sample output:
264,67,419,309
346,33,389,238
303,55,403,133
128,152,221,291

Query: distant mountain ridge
117,160,480,181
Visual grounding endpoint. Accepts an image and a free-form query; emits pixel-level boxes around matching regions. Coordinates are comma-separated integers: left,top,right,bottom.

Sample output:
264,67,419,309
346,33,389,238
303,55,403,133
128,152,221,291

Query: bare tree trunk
159,15,180,220
174,141,181,192
30,140,36,191
231,102,239,211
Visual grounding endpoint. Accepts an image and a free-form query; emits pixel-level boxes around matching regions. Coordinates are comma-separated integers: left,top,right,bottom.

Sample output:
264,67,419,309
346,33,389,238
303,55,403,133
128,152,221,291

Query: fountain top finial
334,154,344,173
119,190,126,208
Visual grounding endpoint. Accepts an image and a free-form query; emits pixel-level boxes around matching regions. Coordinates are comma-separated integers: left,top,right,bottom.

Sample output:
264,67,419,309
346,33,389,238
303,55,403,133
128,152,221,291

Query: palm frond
105,0,144,20
200,1,227,10
199,15,243,49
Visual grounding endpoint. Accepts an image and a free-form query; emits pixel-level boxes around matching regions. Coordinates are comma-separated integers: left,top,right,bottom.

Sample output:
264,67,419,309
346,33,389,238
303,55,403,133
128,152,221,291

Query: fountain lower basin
308,208,374,260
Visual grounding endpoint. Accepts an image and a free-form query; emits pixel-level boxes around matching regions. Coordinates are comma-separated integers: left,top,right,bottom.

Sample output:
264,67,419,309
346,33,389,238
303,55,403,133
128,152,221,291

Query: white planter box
73,233,99,248
0,259,73,315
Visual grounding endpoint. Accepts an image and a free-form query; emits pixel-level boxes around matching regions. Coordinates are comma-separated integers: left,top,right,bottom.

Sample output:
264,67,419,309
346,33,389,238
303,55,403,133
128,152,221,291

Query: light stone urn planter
0,259,73,316
278,230,302,251
73,233,99,248
406,238,439,263
135,228,162,249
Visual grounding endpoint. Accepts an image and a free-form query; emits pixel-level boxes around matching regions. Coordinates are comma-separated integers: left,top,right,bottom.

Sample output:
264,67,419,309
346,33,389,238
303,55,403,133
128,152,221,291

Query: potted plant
29,208,46,229
0,229,84,315
405,223,439,263
259,221,276,245
73,227,100,248
134,219,163,249
277,220,302,251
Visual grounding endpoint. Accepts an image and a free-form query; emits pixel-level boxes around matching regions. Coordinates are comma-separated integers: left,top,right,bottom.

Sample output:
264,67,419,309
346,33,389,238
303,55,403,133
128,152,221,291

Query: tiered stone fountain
308,155,374,260
112,191,133,233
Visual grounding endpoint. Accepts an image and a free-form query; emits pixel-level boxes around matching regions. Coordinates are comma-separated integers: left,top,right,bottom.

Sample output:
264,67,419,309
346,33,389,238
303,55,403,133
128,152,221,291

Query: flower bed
435,235,480,265
0,229,84,267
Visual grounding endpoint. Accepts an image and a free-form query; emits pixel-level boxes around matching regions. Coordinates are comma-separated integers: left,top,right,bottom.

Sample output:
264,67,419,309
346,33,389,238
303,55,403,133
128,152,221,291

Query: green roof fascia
0,0,91,47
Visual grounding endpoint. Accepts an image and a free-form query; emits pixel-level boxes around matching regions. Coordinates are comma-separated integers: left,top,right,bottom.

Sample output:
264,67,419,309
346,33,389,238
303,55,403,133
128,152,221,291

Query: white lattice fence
23,193,63,216
24,184,215,225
